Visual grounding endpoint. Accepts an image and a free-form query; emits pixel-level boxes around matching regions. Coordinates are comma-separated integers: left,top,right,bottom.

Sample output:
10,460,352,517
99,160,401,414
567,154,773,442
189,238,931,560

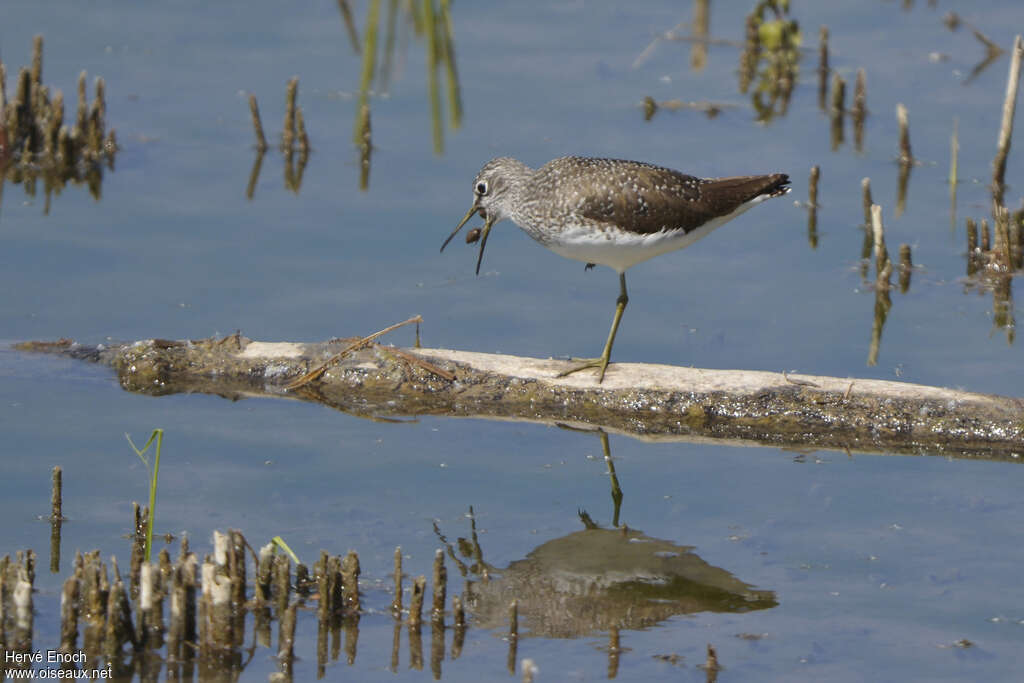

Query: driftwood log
15,335,1024,461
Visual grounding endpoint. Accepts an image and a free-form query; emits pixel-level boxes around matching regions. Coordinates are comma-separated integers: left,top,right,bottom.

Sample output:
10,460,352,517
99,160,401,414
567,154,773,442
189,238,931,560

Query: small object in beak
441,204,479,252
466,227,482,244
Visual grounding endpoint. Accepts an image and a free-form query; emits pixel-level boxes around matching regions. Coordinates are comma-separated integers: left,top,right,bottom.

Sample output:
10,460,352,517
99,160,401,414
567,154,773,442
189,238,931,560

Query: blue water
3,1,1024,680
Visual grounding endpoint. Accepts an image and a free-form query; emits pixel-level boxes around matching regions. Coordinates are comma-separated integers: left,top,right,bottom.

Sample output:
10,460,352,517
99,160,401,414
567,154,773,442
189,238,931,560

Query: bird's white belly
535,197,766,273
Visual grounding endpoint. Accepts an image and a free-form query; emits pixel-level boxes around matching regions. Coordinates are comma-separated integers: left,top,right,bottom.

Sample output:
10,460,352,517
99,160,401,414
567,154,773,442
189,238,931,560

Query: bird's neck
499,163,534,226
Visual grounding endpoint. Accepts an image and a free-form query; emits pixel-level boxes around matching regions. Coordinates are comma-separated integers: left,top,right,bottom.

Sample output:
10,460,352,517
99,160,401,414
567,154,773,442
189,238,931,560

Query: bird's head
440,157,529,275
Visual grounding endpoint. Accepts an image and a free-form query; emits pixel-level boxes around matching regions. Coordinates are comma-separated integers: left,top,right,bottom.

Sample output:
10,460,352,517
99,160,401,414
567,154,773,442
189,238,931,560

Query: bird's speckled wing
532,157,788,235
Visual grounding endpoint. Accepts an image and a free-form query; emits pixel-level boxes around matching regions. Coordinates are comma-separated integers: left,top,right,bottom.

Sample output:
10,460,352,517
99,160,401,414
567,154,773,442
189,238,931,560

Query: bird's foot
556,356,612,383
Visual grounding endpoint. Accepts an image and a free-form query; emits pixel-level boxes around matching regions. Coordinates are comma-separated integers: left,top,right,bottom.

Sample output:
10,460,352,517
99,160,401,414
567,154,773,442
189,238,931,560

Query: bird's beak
441,204,478,252
441,203,495,277
473,214,496,276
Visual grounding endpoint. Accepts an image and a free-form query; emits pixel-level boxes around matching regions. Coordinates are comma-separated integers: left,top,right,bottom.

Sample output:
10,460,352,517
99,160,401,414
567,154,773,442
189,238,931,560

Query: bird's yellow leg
557,273,628,383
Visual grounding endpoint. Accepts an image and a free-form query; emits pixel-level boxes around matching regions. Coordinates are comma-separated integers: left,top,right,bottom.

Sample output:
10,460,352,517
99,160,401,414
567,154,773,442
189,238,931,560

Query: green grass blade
145,429,162,563
272,535,301,565
126,428,163,563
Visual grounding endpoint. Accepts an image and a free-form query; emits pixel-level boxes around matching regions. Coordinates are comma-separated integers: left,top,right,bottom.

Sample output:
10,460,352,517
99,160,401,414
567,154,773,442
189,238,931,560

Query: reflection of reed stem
705,644,721,679
408,607,424,671
439,0,463,130
852,68,867,152
992,276,1015,344
278,603,297,676
994,205,1012,270
507,599,518,675
452,595,465,630
425,0,443,154
315,552,329,623
294,142,308,191
949,117,959,189
966,217,978,277
409,0,425,36
358,103,371,191
379,0,399,92
830,73,845,150
861,177,873,226
950,117,958,232
1010,211,1023,269
429,618,444,678
59,572,78,651
868,273,891,368
283,147,296,192
388,620,400,672
451,595,465,659
409,575,426,627
817,26,829,111
896,163,911,219
808,165,819,249
336,0,362,54
0,61,7,118
296,106,309,154
898,244,912,293
691,0,710,71
353,0,380,145
829,71,844,115
245,149,264,200
608,627,621,678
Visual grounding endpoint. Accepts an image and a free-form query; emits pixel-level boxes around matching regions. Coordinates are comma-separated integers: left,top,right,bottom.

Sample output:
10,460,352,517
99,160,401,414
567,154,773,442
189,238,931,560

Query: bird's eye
476,181,489,196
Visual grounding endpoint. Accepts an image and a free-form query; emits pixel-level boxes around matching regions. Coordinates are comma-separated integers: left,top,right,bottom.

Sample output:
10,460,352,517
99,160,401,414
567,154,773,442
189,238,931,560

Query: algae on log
15,336,1024,461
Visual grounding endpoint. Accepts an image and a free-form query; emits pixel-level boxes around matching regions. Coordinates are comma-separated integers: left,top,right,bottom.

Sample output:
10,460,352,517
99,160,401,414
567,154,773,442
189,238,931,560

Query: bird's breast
521,221,696,272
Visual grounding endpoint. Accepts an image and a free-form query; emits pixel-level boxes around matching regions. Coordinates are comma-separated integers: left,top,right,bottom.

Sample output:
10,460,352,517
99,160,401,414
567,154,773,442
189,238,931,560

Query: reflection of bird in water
464,525,777,638
437,509,777,640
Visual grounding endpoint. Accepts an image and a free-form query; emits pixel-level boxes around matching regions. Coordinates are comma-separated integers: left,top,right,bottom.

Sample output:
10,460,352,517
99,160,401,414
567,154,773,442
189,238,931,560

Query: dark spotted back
531,157,789,235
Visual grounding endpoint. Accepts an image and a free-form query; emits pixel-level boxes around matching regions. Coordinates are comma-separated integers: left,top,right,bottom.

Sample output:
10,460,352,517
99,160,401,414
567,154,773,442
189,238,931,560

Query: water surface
2,1,1023,680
